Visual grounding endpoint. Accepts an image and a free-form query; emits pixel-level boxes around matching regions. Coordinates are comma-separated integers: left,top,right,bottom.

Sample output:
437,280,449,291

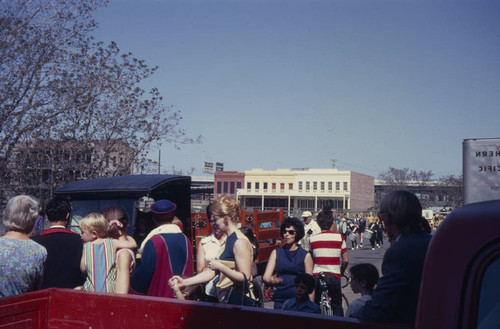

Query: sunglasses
284,229,296,235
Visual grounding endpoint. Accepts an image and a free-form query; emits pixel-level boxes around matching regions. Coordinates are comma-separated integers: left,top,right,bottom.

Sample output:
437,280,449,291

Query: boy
345,263,379,318
281,273,321,314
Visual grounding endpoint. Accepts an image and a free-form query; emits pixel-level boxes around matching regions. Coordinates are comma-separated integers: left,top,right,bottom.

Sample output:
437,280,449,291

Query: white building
237,168,374,216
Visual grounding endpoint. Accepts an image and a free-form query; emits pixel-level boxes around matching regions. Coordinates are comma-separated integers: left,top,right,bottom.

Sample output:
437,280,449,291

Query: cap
301,211,312,218
150,199,177,220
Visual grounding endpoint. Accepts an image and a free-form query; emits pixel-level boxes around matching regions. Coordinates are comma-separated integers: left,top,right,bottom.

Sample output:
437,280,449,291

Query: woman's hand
169,278,178,289
207,258,222,271
169,277,185,300
268,274,283,285
169,276,185,288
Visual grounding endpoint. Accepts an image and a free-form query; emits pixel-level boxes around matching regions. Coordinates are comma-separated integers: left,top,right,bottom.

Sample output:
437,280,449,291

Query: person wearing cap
299,211,321,251
130,199,193,298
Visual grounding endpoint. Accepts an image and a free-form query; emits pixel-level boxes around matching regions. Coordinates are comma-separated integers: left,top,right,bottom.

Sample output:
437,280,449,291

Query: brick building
213,171,245,199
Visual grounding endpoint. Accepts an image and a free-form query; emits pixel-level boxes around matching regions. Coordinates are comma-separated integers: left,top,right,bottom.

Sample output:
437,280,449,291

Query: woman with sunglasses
169,195,255,304
263,217,313,310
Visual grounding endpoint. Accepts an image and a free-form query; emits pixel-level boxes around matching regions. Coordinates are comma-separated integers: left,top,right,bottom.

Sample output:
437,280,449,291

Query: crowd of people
0,190,431,326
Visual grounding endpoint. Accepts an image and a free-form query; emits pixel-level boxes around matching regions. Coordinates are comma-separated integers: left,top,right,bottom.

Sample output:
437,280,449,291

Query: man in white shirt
299,211,321,251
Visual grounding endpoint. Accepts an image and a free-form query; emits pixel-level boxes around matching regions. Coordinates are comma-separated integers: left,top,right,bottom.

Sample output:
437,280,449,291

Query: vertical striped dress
83,238,116,292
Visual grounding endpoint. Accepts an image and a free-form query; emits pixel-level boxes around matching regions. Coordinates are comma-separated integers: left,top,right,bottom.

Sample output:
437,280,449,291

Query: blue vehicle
54,174,192,240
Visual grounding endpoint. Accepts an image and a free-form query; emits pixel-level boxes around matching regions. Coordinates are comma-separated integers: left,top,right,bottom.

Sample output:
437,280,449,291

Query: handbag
223,273,258,307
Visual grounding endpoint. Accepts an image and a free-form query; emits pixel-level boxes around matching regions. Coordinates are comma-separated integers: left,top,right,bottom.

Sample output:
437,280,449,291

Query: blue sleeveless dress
273,246,308,309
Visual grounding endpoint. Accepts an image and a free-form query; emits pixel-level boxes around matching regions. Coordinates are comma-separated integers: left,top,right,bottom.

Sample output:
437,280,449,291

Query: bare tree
1,0,201,202
377,167,434,208
437,174,463,209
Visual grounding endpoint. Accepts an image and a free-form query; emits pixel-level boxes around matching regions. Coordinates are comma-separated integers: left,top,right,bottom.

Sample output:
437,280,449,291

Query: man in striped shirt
309,209,349,316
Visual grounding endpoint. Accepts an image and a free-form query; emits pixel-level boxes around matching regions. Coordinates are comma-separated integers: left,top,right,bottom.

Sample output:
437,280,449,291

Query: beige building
237,168,374,216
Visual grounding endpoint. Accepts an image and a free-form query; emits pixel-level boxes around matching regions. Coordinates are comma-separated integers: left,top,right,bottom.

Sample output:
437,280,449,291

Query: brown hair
101,206,129,239
380,190,423,233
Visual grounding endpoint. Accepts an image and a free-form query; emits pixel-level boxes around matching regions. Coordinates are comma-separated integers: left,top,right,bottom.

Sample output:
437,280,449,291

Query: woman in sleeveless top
79,213,136,293
196,203,227,302
170,196,254,303
102,206,137,294
263,217,313,309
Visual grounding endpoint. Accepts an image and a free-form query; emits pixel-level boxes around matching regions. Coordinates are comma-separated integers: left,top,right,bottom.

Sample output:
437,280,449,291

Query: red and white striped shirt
310,231,347,279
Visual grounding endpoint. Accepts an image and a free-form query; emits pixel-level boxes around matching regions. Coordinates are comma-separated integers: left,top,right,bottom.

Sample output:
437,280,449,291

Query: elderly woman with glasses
170,195,255,304
0,195,47,297
263,216,313,309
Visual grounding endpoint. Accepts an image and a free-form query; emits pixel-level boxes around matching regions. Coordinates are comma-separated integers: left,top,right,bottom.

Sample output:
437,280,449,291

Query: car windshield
69,199,136,235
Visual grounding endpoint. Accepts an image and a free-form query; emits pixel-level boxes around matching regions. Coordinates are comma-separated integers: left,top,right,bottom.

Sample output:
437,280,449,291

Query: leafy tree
0,0,200,203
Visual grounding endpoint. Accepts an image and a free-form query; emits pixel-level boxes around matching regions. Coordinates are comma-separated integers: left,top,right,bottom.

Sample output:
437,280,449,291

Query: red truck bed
0,288,403,329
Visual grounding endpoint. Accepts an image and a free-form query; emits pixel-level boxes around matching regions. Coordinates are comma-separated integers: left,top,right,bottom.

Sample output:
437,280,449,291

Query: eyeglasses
284,229,296,235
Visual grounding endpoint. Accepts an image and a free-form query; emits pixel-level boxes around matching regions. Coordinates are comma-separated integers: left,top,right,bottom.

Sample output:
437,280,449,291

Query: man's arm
130,240,156,294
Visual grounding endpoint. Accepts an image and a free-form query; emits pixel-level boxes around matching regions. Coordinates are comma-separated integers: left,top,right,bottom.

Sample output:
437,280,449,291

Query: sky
92,0,500,178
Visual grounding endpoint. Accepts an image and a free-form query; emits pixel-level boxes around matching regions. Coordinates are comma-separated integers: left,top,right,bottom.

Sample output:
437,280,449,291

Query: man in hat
299,210,321,251
130,199,193,298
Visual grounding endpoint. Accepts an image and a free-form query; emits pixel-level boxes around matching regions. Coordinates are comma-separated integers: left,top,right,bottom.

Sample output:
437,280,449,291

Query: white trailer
463,138,500,204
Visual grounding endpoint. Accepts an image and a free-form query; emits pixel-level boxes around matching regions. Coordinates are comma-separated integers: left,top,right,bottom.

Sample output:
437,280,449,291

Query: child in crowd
79,213,136,293
281,273,321,314
345,263,379,318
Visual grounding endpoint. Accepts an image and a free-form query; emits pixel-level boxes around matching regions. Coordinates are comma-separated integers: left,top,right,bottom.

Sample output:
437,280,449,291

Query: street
342,237,389,304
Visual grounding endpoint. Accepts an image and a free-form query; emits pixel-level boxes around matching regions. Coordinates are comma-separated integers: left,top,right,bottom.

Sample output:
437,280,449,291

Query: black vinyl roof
55,174,191,198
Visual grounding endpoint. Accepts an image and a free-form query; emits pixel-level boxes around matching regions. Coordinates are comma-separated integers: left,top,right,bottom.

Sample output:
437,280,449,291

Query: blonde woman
170,195,255,304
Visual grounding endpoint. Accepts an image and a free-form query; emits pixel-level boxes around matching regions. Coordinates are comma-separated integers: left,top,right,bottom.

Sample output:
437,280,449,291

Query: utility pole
158,149,161,174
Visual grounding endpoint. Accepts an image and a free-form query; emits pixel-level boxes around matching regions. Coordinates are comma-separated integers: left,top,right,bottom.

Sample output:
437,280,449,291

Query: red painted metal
1,289,405,329
415,200,500,329
192,208,284,265
0,290,49,329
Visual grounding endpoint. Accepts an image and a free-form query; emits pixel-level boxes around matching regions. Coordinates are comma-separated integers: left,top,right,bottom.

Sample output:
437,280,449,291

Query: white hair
3,195,40,234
